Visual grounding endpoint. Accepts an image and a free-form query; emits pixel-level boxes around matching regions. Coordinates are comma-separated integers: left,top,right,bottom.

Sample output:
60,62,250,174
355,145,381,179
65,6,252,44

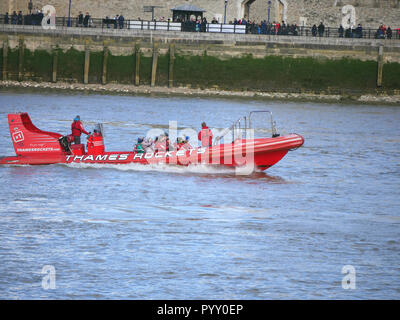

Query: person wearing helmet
181,136,193,150
71,115,89,144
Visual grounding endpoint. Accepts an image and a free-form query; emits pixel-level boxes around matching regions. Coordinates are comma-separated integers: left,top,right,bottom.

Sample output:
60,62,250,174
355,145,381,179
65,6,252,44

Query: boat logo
12,131,24,143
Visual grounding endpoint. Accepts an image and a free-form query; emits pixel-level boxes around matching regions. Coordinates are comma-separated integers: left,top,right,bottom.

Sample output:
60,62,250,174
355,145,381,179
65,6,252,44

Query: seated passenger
87,128,104,154
181,136,193,150
134,137,145,153
154,134,168,152
174,137,185,150
142,137,154,152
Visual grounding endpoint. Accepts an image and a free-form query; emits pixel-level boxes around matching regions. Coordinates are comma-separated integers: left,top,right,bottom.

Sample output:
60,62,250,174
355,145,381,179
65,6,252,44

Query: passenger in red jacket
87,129,105,154
71,115,89,144
198,122,213,147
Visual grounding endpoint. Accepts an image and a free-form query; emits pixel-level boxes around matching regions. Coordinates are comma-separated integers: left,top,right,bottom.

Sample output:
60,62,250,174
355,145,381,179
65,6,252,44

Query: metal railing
214,110,279,145
0,14,399,40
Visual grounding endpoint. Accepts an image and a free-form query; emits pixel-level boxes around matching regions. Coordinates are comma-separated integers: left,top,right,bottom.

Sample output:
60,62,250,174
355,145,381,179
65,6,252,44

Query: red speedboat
0,112,304,170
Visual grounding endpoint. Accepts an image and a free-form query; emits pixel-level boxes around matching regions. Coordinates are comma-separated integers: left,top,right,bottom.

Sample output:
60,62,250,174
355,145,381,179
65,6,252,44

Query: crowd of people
181,17,399,39
374,24,395,39
178,16,301,36
102,14,125,29
0,10,124,28
134,135,192,154
3,10,44,26
75,12,125,29
1,10,398,40
76,12,93,28
134,122,213,154
69,116,215,155
336,23,396,39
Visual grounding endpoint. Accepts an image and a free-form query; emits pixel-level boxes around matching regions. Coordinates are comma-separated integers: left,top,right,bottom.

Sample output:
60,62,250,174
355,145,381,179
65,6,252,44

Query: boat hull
0,134,304,170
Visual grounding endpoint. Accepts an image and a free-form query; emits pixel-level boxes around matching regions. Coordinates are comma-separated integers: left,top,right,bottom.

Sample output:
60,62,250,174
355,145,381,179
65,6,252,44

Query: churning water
0,90,399,299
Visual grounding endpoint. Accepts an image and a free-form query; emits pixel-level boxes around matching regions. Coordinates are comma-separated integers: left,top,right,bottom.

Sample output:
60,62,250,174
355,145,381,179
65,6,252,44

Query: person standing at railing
4,12,9,24
118,14,124,29
104,16,110,29
83,12,90,27
318,22,325,37
338,25,344,38
387,27,392,39
77,11,83,27
311,24,317,37
355,24,363,38
11,11,17,25
17,11,23,25
200,17,207,32
114,15,119,29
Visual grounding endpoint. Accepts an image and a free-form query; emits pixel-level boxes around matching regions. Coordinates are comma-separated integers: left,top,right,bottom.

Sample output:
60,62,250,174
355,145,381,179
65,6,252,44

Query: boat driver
71,115,89,144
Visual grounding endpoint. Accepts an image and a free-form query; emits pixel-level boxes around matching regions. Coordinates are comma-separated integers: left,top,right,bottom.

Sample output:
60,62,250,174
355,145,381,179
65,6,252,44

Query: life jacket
198,126,213,147
134,143,144,153
154,141,167,152
71,120,88,137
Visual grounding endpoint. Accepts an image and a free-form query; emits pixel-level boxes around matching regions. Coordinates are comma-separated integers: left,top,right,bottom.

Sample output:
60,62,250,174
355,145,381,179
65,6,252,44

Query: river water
0,90,399,299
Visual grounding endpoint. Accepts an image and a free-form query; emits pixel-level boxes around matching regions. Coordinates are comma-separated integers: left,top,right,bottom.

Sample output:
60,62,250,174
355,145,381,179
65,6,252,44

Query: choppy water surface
0,90,399,299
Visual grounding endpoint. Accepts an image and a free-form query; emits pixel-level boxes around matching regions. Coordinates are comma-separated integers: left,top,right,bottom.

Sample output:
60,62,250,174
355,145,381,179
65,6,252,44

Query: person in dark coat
311,24,317,37
118,14,124,29
338,25,344,38
17,11,23,25
83,12,90,27
317,22,325,37
201,17,207,32
11,11,17,25
4,12,9,24
355,24,363,38
387,27,392,39
77,11,83,27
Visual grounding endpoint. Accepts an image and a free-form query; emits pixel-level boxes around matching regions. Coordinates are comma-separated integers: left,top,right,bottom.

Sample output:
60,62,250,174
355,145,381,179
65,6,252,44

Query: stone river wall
0,25,400,95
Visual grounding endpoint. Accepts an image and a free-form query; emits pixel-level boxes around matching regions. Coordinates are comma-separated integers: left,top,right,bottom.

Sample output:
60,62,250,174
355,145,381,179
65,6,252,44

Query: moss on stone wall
23,49,52,82
88,51,103,84
155,53,169,87
57,47,84,83
7,48,19,81
107,52,134,84
139,55,152,86
382,62,400,89
174,54,380,92
2,44,400,93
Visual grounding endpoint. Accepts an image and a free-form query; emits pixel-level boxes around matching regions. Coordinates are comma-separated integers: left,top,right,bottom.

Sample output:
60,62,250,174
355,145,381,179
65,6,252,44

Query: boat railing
214,110,279,145
248,111,279,138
